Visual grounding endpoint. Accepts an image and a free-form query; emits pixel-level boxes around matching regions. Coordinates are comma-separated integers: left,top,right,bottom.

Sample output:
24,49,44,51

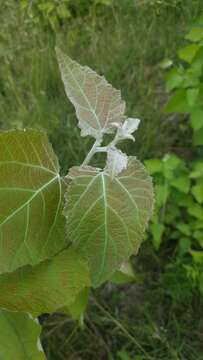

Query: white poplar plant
0,48,154,358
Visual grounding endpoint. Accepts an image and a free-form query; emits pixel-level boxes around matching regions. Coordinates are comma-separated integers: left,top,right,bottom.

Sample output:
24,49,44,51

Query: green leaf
0,248,90,316
193,231,203,248
188,202,203,221
64,157,154,287
171,175,190,193
192,180,203,204
155,184,169,207
165,89,189,113
163,153,181,171
185,27,203,42
178,237,191,256
191,109,203,131
0,129,67,274
60,287,90,321
144,158,162,174
0,310,45,359
190,162,203,178
165,67,183,91
56,48,125,139
111,260,140,284
186,88,199,107
193,126,203,145
190,250,203,264
151,223,165,250
178,44,200,63
176,223,191,236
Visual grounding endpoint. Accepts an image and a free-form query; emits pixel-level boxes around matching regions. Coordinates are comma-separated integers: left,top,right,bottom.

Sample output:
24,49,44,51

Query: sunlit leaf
64,157,154,287
0,310,45,359
171,175,191,193
165,89,190,113
186,88,199,107
145,158,162,174
0,248,90,316
178,44,200,63
165,67,183,91
0,129,67,274
56,48,126,139
185,27,203,42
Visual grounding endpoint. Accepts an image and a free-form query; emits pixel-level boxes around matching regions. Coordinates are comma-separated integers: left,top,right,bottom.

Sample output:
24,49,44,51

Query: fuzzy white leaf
56,48,126,139
123,118,140,133
113,117,140,142
106,147,128,179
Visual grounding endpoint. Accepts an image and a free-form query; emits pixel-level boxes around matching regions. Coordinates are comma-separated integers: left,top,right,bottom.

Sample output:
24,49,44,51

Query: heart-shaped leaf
0,248,90,316
0,129,67,274
0,310,45,359
56,48,126,139
64,157,154,287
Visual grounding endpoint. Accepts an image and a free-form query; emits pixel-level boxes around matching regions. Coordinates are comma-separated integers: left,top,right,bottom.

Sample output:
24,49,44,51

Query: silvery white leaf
56,48,126,139
106,147,128,179
122,118,140,133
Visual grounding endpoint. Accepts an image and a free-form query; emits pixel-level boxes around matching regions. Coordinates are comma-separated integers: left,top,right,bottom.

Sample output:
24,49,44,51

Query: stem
82,138,102,166
82,128,121,167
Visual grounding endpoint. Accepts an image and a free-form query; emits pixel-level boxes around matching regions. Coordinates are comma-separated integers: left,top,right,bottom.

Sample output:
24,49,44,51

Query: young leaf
64,157,154,287
0,129,67,274
106,147,128,179
0,248,90,316
113,118,140,141
56,48,126,139
0,310,45,359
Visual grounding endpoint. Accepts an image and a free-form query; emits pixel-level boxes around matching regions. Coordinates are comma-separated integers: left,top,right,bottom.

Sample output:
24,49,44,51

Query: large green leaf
64,157,154,287
56,48,125,139
0,129,67,274
0,310,45,359
0,248,90,317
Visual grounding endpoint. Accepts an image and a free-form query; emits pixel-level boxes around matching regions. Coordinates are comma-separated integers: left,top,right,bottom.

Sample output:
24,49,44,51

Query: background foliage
0,0,203,359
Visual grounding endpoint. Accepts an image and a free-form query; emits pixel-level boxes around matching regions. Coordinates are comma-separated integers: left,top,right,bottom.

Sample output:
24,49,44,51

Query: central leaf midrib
95,173,108,284
64,57,102,132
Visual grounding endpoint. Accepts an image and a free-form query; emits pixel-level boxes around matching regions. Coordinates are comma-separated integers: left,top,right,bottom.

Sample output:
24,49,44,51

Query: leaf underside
0,248,90,316
0,129,67,274
64,157,154,287
56,47,126,139
0,310,45,359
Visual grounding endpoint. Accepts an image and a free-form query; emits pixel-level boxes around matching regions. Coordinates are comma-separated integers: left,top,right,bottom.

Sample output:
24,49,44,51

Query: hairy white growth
106,147,128,179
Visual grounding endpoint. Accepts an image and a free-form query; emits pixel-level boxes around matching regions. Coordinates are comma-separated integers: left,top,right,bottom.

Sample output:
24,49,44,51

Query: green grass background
0,0,203,359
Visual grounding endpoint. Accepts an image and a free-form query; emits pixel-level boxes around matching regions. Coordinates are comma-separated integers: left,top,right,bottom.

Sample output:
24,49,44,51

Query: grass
40,242,203,359
1,1,203,359
1,0,202,169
